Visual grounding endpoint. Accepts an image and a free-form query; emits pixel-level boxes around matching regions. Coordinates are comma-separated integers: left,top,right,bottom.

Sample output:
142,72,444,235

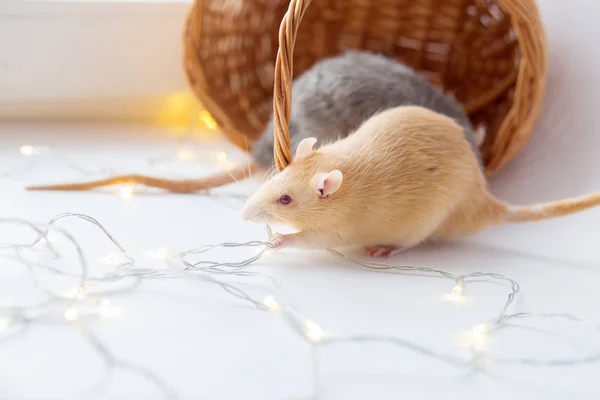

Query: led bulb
305,321,324,343
64,308,78,322
198,110,218,130
156,248,171,260
473,324,488,335
119,185,134,201
20,145,36,156
0,317,10,332
452,284,463,296
176,149,195,161
215,152,228,163
467,323,490,351
63,287,86,300
263,296,280,313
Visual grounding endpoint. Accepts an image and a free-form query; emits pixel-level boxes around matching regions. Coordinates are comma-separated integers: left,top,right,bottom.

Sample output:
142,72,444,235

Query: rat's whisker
264,165,277,181
226,170,240,185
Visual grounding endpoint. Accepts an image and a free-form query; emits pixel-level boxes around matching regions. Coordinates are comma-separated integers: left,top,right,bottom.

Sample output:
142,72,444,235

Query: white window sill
3,0,192,16
0,0,194,121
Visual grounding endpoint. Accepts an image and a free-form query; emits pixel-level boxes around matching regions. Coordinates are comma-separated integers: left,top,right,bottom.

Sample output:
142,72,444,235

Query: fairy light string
2,144,230,179
2,102,599,397
0,217,176,399
2,132,232,184
1,98,220,180
1,130,599,396
1,212,600,399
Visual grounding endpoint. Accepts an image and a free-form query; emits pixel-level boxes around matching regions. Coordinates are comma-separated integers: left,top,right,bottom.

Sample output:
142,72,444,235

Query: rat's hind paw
364,245,404,258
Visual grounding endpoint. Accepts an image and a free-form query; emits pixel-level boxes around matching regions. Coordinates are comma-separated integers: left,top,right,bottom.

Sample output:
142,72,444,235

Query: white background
2,0,600,399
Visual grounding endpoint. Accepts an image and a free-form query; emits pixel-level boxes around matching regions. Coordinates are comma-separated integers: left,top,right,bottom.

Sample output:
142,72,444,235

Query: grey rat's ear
313,170,343,198
295,137,317,158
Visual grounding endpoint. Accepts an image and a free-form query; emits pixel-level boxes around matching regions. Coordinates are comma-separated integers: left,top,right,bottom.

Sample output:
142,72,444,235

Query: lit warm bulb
441,291,467,304
305,321,324,343
64,308,78,322
165,92,190,111
156,248,170,260
473,324,488,335
63,287,86,300
452,284,463,296
0,317,9,332
263,296,280,313
215,152,228,163
198,110,218,130
468,323,489,351
119,185,134,201
176,149,195,162
20,145,36,156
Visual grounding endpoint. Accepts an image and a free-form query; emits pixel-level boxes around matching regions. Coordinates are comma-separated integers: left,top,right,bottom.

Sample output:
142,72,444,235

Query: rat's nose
241,204,260,222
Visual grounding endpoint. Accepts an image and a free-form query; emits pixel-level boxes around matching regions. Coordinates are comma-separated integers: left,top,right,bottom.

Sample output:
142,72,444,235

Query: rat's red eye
278,195,292,205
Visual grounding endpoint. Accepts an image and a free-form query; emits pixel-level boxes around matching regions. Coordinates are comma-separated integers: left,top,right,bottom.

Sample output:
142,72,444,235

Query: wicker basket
184,0,547,175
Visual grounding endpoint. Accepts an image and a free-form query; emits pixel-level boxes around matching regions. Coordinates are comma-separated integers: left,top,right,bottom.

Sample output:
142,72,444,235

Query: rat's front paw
270,232,286,249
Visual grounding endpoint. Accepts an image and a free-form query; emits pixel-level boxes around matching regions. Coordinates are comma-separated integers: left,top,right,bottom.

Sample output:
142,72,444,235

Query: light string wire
0,216,176,399
1,146,100,178
2,131,239,184
2,214,600,399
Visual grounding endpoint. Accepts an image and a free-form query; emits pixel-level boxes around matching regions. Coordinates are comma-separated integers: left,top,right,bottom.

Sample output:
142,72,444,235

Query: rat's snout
241,201,264,222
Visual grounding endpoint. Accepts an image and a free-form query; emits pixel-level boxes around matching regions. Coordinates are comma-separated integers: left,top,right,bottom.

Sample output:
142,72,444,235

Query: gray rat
242,106,600,257
251,51,481,169
26,51,481,193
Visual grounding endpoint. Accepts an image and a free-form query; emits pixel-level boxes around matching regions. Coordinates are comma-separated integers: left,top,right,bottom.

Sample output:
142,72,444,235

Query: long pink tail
26,164,256,194
506,191,600,222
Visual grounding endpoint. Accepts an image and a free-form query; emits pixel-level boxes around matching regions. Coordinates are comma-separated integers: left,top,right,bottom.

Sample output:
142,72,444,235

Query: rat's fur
242,106,600,254
252,51,479,169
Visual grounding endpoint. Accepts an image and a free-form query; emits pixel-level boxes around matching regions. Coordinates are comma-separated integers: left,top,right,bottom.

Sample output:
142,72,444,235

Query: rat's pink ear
313,170,343,198
295,137,317,158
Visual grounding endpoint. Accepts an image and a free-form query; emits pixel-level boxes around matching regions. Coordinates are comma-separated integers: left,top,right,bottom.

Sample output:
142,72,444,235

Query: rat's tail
506,191,600,223
25,164,257,193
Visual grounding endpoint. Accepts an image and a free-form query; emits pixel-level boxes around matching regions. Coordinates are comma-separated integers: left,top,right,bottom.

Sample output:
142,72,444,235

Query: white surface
2,1,600,399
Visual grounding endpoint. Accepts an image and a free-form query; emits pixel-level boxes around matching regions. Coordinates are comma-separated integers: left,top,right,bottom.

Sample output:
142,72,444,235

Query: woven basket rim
184,0,548,175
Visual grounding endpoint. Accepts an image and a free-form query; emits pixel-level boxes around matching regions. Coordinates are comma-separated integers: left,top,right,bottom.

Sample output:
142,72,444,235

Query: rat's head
241,137,343,230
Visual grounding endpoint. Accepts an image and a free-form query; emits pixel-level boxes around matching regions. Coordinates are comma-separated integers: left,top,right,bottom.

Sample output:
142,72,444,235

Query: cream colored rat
241,106,600,257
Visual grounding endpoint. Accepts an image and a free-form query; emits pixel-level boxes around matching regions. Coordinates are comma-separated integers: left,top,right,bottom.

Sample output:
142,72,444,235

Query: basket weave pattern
184,0,547,175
